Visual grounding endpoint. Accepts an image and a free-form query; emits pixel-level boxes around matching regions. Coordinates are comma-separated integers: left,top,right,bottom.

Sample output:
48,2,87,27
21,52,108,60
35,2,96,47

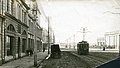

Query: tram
77,41,89,55
51,44,61,58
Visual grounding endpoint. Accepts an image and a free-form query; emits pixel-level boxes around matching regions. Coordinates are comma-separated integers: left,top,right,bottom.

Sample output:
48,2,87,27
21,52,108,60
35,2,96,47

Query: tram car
51,44,61,59
77,41,89,55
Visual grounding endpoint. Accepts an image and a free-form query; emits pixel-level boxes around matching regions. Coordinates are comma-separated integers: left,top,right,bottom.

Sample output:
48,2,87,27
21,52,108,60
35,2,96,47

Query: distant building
113,0,120,6
105,31,120,49
42,28,48,50
60,43,66,48
97,37,105,47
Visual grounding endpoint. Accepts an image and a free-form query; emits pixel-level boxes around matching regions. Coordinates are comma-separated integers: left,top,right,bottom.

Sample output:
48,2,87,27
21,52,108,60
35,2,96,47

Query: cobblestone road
39,51,118,68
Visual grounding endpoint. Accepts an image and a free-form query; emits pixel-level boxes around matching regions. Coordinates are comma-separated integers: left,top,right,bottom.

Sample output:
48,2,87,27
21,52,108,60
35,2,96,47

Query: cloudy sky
38,0,120,44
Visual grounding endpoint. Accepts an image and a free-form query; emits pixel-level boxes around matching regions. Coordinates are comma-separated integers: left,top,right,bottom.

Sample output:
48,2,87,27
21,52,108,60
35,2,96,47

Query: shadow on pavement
97,57,120,68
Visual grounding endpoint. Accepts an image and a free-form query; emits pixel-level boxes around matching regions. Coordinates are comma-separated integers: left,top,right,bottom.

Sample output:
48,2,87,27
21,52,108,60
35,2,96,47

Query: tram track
71,52,101,68
70,51,118,68
39,51,118,68
40,51,91,68
89,52,118,61
66,51,91,68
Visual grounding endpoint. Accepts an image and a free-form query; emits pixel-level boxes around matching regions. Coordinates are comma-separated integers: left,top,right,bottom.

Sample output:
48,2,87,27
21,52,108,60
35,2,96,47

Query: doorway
22,39,26,53
6,36,15,56
18,37,20,57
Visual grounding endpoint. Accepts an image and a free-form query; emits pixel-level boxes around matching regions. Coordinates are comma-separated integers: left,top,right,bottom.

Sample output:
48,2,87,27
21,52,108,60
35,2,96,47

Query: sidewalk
97,57,120,68
0,51,49,68
89,48,119,53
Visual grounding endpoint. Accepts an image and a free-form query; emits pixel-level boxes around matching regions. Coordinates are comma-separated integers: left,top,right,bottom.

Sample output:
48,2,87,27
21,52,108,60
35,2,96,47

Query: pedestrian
43,48,45,52
30,49,33,56
103,46,105,51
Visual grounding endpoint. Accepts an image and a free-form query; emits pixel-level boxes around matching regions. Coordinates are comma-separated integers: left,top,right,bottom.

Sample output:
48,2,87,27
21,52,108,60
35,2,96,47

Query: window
24,12,27,24
22,10,24,22
7,24,15,32
28,20,30,26
17,24,21,33
11,0,14,15
28,20,31,31
0,0,1,14
17,4,21,20
7,0,9,11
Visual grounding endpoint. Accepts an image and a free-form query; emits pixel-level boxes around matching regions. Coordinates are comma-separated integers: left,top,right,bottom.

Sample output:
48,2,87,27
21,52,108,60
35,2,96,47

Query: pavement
61,48,119,53
89,48,119,53
97,57,120,68
0,51,49,68
89,48,120,68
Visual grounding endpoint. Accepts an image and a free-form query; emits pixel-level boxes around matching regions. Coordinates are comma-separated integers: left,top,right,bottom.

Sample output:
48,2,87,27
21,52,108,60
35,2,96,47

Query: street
0,0,120,67
39,50,118,68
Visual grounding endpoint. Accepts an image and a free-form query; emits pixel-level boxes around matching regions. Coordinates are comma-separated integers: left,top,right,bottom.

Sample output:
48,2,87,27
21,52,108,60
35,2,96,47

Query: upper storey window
11,0,14,15
17,4,21,20
7,0,14,15
7,0,9,12
7,24,15,32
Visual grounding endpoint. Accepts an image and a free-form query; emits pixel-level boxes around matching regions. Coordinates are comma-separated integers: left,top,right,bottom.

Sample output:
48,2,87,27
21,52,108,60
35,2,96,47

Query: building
113,0,120,6
105,31,120,49
97,37,105,47
0,0,46,65
42,28,48,50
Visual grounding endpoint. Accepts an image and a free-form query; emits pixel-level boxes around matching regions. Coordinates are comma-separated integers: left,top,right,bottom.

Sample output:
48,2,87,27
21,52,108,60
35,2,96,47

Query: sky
37,0,120,44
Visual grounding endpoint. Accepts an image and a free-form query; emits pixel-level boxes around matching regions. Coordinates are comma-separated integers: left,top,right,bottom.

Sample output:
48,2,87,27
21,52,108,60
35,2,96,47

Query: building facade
97,37,105,47
0,0,45,65
105,31,120,49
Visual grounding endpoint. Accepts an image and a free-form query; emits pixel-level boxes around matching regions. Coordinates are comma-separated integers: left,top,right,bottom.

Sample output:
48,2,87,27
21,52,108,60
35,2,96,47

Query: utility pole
53,33,55,44
33,1,37,66
34,21,37,66
69,37,71,49
82,28,86,41
78,27,89,41
65,39,68,48
119,35,120,56
73,34,75,50
48,17,50,54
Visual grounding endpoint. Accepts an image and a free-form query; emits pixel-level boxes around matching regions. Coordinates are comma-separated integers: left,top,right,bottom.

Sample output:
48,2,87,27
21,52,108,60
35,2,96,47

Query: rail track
71,51,118,68
39,51,118,68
